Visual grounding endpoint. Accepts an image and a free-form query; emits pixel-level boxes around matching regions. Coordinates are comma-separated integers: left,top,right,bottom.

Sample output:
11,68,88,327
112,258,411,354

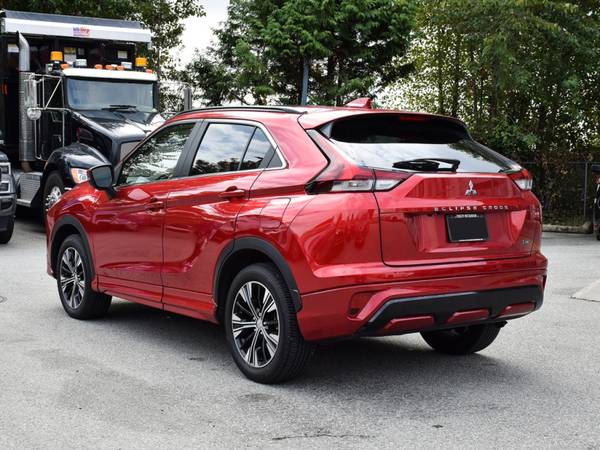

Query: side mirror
89,165,116,197
592,164,600,174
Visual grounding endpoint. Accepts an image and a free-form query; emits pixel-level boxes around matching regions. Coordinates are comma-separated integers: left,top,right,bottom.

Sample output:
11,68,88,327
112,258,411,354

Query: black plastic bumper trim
360,285,543,335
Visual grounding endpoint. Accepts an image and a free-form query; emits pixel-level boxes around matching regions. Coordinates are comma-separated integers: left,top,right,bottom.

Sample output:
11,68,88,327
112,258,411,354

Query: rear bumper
297,267,546,341
358,285,542,336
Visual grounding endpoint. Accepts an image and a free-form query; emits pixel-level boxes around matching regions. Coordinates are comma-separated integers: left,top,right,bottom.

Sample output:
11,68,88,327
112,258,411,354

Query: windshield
325,114,520,173
66,78,157,113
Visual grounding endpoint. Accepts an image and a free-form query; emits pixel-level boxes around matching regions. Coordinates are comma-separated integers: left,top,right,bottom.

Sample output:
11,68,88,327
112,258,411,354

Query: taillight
529,204,542,223
306,130,411,194
373,169,411,191
509,168,533,190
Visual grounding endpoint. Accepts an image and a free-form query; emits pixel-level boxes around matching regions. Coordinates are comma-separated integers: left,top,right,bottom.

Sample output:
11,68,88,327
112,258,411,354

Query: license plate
446,214,488,243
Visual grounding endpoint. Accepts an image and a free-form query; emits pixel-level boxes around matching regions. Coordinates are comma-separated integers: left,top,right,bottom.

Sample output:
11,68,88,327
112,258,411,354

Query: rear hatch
323,113,539,266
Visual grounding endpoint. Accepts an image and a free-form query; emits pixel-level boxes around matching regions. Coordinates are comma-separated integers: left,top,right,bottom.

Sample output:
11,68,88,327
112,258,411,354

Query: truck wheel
421,324,501,355
56,234,112,319
43,171,64,217
224,263,314,383
0,216,14,244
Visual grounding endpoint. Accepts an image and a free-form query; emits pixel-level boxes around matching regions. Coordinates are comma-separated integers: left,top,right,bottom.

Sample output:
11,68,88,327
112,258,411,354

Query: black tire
43,171,64,219
224,263,314,383
56,234,111,319
0,216,14,244
421,323,501,355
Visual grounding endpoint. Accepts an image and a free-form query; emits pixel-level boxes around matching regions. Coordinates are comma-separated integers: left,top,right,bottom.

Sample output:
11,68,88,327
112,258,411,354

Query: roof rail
176,105,304,116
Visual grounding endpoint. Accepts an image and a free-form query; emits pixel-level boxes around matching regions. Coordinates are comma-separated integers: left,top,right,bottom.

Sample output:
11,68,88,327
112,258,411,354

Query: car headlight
0,174,14,193
0,162,10,176
70,168,90,184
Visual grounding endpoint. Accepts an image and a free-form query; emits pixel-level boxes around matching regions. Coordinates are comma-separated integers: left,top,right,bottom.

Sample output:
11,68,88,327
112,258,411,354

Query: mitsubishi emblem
465,180,478,196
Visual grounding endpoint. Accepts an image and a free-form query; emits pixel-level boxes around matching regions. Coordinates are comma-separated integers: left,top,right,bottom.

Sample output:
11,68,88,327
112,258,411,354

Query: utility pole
301,57,309,105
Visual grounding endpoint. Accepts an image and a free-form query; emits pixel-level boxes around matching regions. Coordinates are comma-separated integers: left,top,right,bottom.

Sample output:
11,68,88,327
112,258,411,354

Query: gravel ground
0,213,599,449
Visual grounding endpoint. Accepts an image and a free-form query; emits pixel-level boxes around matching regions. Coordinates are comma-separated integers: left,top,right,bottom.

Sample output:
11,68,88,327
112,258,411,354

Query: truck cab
0,10,165,214
37,67,162,212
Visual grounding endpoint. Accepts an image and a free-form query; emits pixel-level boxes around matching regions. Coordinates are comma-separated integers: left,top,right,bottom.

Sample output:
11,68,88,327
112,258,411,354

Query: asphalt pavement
0,211,599,449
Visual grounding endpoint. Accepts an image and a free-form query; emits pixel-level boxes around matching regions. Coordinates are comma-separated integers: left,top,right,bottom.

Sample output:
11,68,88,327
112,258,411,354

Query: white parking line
571,279,600,302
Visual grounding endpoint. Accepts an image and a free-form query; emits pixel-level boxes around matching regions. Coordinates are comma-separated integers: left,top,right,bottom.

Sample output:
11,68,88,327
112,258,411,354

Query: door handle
219,187,246,200
144,197,164,211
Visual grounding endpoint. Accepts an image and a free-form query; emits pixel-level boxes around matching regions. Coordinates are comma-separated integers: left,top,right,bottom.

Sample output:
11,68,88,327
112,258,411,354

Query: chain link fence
520,161,599,225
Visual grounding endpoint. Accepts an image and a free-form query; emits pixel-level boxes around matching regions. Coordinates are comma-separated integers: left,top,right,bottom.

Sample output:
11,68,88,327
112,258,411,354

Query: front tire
0,215,14,244
224,263,314,383
421,323,501,355
43,171,64,219
57,235,111,319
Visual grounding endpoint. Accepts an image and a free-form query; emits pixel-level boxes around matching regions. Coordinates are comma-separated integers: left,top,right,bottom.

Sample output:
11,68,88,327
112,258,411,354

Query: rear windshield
323,114,519,173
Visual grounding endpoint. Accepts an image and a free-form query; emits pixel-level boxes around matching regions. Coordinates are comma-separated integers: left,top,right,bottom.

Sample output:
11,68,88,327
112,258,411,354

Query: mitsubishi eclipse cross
46,101,547,383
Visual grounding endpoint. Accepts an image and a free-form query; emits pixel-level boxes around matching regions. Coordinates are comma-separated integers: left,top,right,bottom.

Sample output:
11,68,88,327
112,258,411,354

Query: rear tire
56,234,111,319
421,323,501,355
0,216,14,244
224,263,314,383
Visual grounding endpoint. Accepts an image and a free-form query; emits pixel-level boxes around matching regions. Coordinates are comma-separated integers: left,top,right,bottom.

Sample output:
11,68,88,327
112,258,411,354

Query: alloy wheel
45,186,62,212
59,247,85,309
231,281,280,368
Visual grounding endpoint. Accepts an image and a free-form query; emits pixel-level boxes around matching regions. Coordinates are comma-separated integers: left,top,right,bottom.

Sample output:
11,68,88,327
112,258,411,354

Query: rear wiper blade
392,158,460,172
103,104,138,111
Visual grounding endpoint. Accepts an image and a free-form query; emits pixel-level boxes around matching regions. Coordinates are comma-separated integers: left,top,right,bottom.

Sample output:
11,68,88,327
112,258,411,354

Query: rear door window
240,128,282,170
324,114,519,173
190,123,283,176
190,123,255,175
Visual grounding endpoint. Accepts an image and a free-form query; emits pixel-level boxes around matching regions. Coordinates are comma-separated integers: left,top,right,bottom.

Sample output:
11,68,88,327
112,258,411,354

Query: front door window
118,122,195,185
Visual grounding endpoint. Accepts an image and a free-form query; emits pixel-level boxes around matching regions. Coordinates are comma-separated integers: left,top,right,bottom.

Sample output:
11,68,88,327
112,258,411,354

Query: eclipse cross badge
465,180,478,196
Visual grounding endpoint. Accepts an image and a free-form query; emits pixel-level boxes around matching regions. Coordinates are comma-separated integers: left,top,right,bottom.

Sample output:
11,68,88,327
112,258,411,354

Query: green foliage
383,0,600,214
182,0,416,106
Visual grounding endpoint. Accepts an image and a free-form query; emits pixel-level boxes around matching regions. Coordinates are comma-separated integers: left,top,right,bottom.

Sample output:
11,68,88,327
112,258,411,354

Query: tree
383,0,600,220
182,0,416,106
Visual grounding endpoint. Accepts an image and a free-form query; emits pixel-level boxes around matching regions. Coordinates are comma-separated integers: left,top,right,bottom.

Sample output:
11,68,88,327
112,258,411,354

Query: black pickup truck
0,151,15,243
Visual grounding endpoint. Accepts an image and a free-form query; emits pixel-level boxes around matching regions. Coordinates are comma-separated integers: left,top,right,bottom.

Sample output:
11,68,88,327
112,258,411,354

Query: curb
543,221,592,234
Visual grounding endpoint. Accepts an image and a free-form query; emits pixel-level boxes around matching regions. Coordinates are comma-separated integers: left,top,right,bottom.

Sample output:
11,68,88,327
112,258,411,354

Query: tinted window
240,128,279,170
191,123,254,175
67,78,156,113
118,123,194,185
327,115,519,173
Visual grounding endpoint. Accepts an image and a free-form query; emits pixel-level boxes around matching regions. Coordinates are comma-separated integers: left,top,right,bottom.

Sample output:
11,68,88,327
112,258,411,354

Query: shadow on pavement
15,206,45,234
95,300,534,396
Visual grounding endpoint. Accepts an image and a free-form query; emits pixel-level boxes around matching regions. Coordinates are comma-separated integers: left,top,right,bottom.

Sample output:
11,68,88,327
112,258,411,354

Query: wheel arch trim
214,237,302,314
50,215,95,280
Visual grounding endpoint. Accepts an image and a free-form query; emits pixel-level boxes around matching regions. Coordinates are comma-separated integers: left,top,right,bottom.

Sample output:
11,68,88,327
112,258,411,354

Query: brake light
306,130,411,194
529,203,542,223
509,168,533,190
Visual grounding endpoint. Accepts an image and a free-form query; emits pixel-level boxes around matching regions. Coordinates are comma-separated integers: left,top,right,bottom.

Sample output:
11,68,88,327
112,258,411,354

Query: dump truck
0,10,167,216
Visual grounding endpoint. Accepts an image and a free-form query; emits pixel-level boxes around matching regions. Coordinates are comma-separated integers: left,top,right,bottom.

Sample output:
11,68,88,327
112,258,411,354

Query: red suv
46,103,547,383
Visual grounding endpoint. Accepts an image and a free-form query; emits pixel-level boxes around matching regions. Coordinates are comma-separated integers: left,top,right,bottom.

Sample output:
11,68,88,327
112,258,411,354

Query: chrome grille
18,172,42,203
